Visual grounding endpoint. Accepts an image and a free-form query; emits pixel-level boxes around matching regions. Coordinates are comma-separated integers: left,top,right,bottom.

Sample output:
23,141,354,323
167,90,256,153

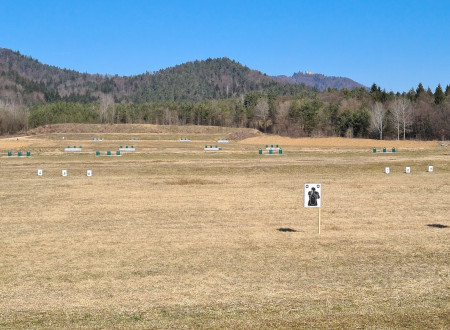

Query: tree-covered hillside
127,57,313,103
0,48,313,105
276,72,367,91
0,47,449,140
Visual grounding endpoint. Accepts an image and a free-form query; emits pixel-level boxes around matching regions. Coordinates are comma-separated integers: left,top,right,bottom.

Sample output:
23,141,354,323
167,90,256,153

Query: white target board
406,167,411,174
428,165,434,172
304,183,321,208
62,170,67,177
86,170,92,177
37,169,43,176
385,167,390,174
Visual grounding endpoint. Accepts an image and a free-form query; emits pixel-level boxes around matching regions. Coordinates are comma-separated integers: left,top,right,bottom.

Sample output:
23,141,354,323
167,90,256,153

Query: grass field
0,124,448,329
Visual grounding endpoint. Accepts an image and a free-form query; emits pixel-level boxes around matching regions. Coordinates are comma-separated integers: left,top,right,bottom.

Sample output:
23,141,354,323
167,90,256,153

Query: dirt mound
25,124,261,137
227,129,262,141
28,123,168,134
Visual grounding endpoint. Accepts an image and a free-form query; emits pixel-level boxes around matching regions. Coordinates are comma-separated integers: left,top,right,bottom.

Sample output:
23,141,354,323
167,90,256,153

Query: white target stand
406,167,411,174
86,170,92,177
304,183,322,234
37,169,43,176
428,165,434,172
62,170,68,177
385,167,390,174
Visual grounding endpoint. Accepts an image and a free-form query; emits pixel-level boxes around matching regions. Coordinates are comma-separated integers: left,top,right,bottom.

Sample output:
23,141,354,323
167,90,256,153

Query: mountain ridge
275,71,367,91
0,47,366,106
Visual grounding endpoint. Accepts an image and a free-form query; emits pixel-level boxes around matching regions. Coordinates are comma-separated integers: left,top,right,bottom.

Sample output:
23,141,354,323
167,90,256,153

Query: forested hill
0,48,108,104
127,58,311,102
276,72,366,91
0,48,314,105
0,47,368,106
1,47,448,141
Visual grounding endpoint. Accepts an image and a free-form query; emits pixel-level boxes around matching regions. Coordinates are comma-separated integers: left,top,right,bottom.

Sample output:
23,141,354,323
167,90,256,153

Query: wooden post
318,207,321,235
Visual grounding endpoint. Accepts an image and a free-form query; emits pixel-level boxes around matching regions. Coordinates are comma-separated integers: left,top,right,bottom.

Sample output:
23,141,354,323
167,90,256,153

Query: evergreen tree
351,107,370,137
434,84,445,104
407,88,416,101
416,83,425,96
445,84,450,96
370,83,379,93
369,83,387,102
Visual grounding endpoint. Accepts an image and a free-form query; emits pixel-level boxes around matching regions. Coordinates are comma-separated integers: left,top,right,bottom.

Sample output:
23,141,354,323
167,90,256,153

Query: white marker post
385,167,390,174
428,165,434,172
406,167,411,174
62,170,67,177
86,170,92,177
37,169,43,176
304,183,322,234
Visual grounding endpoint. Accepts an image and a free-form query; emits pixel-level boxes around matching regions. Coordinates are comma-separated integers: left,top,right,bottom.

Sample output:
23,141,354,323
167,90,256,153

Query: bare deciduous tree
275,99,292,135
254,98,270,132
164,107,172,125
400,98,412,140
100,94,114,124
392,96,412,140
370,102,385,140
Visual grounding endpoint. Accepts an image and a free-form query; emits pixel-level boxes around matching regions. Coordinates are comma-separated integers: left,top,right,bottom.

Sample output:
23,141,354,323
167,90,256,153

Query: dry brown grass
241,135,439,149
0,125,449,328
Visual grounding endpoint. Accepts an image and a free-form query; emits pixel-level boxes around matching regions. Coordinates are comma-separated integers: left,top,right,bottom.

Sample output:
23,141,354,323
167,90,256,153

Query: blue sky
2,0,449,93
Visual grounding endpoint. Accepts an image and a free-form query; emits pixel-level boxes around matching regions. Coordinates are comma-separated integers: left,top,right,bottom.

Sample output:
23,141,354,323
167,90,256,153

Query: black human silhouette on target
308,187,320,206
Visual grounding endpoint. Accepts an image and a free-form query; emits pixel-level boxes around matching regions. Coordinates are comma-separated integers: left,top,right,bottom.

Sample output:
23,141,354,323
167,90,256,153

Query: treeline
22,83,449,140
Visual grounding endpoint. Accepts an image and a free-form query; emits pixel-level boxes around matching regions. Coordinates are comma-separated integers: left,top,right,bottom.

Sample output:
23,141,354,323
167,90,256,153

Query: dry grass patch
165,178,220,185
240,136,440,149
0,126,448,328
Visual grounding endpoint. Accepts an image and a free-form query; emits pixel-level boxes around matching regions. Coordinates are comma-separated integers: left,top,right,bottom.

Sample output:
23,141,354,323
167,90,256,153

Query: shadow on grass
277,228,297,232
427,224,449,229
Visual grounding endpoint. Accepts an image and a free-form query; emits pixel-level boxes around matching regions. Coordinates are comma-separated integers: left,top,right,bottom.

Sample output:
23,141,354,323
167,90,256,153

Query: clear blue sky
2,0,449,93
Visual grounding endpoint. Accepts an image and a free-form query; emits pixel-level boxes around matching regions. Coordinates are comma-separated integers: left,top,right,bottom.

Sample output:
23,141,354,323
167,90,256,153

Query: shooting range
0,125,447,328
